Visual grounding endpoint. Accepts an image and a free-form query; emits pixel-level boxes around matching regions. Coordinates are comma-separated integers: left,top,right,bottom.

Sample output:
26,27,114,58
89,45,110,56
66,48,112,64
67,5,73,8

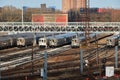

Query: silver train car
49,36,66,47
0,34,23,49
38,33,63,48
17,33,42,47
0,36,12,49
71,36,85,48
71,33,96,48
17,33,61,48
106,35,119,47
38,33,76,48
38,36,53,48
0,33,58,49
17,36,34,47
118,38,120,46
49,33,76,47
71,33,113,48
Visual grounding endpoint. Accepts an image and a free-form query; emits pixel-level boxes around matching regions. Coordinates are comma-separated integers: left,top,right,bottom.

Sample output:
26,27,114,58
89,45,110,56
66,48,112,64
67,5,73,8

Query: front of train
71,38,80,48
118,38,120,46
49,36,65,47
106,38,114,47
17,37,25,47
49,38,57,48
38,38,48,48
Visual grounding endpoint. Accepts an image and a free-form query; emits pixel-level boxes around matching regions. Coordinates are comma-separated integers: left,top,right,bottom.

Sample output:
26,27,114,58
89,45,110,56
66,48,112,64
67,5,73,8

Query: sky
0,0,120,10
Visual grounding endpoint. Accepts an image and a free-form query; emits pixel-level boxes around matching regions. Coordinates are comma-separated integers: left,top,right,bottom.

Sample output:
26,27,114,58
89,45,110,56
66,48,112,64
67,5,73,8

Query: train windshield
109,39,112,42
42,40,45,42
51,39,55,43
40,39,45,42
75,40,77,42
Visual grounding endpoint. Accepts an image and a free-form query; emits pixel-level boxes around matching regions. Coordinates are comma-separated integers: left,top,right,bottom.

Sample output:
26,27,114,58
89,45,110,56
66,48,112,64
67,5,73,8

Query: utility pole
80,49,83,74
0,57,1,80
31,44,34,74
95,33,99,65
115,46,118,68
43,52,47,80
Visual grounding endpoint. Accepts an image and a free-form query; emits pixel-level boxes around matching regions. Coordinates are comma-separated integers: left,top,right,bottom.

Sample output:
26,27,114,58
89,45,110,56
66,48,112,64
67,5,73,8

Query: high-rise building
62,0,86,13
76,0,86,9
71,0,76,9
62,0,71,13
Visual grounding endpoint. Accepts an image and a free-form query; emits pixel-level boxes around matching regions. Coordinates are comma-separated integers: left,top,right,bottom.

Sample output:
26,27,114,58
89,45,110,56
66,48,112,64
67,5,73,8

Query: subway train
17,34,34,47
71,33,113,48
0,34,27,49
0,33,53,49
17,33,61,47
71,36,85,48
0,36,13,49
71,33,96,48
49,33,76,47
38,33,67,48
38,33,84,48
38,36,53,48
106,34,119,47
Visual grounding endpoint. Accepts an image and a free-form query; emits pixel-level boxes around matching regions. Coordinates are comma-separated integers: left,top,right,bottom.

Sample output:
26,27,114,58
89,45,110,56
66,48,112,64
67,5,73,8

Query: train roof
39,36,54,40
107,35,119,39
39,33,77,40
73,36,85,40
0,36,11,41
55,33,76,37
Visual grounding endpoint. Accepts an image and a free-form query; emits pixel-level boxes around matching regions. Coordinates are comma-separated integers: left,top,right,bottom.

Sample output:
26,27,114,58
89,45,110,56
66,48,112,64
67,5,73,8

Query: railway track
0,34,118,80
1,44,107,79
0,46,39,57
0,45,71,71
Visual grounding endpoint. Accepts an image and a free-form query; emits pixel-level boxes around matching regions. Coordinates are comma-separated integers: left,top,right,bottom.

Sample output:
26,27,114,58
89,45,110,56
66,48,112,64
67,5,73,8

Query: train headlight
84,60,89,67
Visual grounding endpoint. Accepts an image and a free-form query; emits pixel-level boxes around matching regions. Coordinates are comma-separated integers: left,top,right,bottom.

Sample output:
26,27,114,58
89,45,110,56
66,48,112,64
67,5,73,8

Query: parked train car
0,36,12,49
0,34,23,49
71,33,113,48
17,33,44,47
17,33,61,47
38,33,75,48
17,34,34,47
49,33,76,47
71,36,85,48
38,36,53,48
0,33,59,49
106,35,119,47
9,34,25,46
118,38,120,46
71,33,96,48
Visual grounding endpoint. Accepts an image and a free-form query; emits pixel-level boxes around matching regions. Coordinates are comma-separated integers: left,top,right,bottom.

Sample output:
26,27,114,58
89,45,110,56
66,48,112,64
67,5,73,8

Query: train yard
0,32,120,80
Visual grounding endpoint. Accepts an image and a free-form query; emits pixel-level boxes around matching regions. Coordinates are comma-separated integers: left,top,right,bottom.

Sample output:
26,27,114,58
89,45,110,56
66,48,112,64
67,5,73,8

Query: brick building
62,0,86,13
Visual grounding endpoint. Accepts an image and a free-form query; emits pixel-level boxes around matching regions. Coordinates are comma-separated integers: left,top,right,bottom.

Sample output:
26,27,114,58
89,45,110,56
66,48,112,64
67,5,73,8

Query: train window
54,40,57,43
41,40,43,42
52,40,54,42
110,40,112,42
44,40,46,42
74,40,76,42
20,39,22,42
